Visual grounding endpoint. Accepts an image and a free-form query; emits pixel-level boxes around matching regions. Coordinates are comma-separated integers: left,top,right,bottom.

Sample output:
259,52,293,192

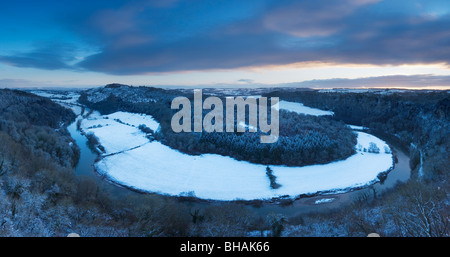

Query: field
76,101,393,201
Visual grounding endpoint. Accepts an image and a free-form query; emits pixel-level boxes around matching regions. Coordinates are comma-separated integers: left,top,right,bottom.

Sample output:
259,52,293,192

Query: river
67,116,411,217
67,116,138,198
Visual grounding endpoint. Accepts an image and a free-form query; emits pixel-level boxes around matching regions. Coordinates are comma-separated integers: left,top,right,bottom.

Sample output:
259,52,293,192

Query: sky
0,0,450,89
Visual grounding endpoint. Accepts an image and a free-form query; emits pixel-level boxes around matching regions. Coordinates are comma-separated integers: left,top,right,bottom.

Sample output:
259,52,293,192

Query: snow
31,90,84,115
29,92,393,201
80,111,157,155
276,100,334,116
104,111,160,131
238,121,257,131
96,142,273,200
31,90,80,105
87,122,149,154
314,198,335,204
248,230,271,237
87,111,393,201
246,95,262,99
263,132,392,198
347,124,368,130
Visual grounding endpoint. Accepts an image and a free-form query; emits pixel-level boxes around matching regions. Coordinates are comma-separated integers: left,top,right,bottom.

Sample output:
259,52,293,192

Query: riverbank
35,90,411,214
75,108,393,201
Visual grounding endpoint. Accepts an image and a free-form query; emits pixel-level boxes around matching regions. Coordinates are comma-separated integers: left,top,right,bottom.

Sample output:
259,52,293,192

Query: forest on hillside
265,89,449,180
80,84,357,166
0,89,257,236
157,110,356,166
0,89,78,167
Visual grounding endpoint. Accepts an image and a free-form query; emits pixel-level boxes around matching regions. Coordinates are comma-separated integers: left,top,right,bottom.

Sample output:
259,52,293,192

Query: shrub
138,124,154,134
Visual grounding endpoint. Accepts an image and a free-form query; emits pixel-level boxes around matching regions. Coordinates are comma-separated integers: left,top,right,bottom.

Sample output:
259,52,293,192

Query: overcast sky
1,0,449,89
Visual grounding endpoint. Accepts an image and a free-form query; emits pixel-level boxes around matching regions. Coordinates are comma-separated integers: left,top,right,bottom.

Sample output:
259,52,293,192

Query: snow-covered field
81,111,159,155
315,198,335,204
347,124,368,130
31,90,80,105
93,128,392,200
35,90,393,201
31,90,84,115
276,100,334,116
79,106,393,201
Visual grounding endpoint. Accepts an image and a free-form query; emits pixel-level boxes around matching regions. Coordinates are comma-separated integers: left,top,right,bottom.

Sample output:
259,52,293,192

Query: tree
384,145,392,154
266,167,281,189
388,182,449,237
368,142,380,153
0,159,6,176
189,208,204,224
267,213,286,237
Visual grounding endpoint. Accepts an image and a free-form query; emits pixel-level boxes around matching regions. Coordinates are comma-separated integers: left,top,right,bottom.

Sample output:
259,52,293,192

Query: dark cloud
2,0,450,75
326,9,450,65
70,0,450,75
263,0,382,37
0,43,78,70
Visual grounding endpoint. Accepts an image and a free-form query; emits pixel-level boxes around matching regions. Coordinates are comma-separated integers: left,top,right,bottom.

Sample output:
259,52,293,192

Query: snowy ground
347,124,368,130
34,90,394,201
315,198,335,204
31,90,84,115
80,109,393,201
276,100,334,116
81,111,159,155
93,128,392,200
31,90,80,105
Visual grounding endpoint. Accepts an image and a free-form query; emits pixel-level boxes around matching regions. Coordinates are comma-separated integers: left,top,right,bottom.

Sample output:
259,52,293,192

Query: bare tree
388,182,449,237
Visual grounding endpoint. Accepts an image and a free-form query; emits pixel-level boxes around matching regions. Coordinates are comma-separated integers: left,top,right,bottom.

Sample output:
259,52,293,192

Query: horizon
1,0,450,89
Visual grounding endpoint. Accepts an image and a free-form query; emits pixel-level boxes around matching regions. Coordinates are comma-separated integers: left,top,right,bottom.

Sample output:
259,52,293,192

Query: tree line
265,89,449,180
80,85,356,166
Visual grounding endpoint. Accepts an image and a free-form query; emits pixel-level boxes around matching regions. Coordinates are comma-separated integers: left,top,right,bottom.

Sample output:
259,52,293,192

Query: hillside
0,89,78,167
265,89,450,180
79,84,357,167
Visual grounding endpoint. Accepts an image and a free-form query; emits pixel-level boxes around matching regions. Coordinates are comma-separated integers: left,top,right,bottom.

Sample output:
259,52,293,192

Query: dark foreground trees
386,181,449,237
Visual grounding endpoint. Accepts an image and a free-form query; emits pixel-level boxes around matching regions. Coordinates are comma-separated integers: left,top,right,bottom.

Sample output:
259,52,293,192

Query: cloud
0,43,79,71
3,0,450,75
326,10,450,65
70,0,450,75
263,0,381,37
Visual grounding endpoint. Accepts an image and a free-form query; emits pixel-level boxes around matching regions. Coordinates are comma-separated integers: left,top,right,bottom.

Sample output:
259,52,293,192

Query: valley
0,86,446,237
